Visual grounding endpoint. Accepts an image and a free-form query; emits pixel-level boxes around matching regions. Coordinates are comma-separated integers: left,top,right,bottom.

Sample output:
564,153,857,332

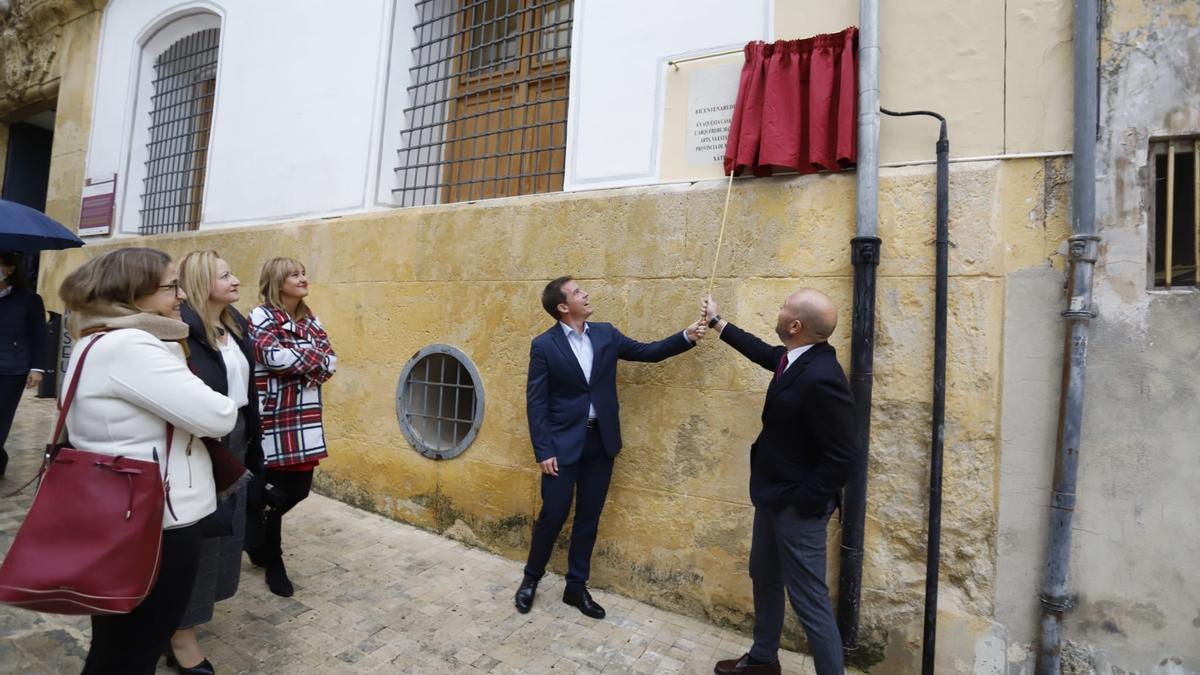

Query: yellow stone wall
0,1,105,227
42,10,102,230
773,0,1074,162
36,157,1071,670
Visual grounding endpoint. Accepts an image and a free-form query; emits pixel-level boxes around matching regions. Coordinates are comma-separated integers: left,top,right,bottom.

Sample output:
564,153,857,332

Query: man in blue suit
515,276,706,618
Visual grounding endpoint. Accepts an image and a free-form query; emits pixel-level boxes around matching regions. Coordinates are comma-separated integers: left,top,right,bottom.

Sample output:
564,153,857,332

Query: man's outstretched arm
702,296,783,372
613,319,706,362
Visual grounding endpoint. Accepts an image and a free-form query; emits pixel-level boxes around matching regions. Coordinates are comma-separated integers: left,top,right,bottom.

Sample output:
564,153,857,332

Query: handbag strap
5,331,112,498
58,332,177,472
8,331,178,501
48,331,111,447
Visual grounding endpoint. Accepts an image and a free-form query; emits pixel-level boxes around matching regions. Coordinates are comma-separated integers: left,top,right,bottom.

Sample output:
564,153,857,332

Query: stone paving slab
1,391,860,674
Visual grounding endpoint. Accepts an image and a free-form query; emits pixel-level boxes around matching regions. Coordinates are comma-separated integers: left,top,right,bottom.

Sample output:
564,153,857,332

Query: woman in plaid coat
244,257,336,597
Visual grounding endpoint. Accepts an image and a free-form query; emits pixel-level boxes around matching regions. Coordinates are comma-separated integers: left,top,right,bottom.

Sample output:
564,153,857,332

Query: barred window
394,0,572,207
396,345,485,460
139,28,220,235
1150,138,1199,289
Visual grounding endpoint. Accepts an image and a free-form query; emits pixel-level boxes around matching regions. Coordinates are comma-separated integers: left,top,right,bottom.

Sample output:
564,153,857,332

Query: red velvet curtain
723,27,859,177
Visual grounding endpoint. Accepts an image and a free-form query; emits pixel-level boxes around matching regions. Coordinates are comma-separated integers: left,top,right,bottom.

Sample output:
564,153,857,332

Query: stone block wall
38,157,1071,671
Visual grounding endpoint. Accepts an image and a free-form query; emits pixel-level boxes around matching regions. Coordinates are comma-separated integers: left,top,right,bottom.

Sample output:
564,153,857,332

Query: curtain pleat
724,27,859,177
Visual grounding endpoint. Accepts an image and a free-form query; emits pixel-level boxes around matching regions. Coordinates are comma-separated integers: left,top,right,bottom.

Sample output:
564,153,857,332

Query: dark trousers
748,501,844,675
0,374,25,450
244,468,313,566
82,523,203,675
523,427,613,590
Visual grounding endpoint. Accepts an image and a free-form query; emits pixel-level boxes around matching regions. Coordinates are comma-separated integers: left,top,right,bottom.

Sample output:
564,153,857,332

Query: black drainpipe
838,0,881,653
841,231,880,654
881,107,949,675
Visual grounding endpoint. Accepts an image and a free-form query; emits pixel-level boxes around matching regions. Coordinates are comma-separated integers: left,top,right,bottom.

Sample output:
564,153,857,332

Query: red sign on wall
79,174,117,236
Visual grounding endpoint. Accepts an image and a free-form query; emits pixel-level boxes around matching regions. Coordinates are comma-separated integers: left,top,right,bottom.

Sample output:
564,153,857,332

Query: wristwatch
707,315,721,329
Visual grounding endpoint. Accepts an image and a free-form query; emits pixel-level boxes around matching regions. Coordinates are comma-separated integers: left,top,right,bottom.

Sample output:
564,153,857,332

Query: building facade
1,0,1196,672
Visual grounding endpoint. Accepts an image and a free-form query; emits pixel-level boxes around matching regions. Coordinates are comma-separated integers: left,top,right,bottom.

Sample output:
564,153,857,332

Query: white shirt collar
559,321,589,337
785,343,816,369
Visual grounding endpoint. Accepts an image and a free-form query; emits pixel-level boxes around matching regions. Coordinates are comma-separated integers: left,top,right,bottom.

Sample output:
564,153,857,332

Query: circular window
396,345,485,460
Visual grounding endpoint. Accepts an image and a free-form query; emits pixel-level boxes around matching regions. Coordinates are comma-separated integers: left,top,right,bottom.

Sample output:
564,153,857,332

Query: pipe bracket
1039,592,1074,613
851,236,882,265
1050,489,1076,511
1062,292,1098,319
1066,234,1100,263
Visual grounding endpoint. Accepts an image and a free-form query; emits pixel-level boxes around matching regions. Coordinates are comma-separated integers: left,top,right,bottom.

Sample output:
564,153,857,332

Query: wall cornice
0,0,106,118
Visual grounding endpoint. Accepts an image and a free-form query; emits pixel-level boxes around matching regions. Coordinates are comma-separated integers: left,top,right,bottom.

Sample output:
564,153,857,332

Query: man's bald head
778,288,839,344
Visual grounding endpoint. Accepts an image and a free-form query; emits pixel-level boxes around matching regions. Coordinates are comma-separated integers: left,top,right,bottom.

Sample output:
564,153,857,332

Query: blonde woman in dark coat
165,250,260,674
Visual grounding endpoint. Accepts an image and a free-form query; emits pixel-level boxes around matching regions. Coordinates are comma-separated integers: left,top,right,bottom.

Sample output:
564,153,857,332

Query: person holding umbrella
0,251,48,477
0,198,84,477
0,198,85,252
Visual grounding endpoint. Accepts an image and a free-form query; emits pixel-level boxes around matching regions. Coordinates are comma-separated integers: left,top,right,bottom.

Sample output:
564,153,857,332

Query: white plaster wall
993,7,1200,672
376,0,417,206
87,0,394,232
995,266,1064,646
563,0,770,190
86,1,1076,224
1068,8,1200,669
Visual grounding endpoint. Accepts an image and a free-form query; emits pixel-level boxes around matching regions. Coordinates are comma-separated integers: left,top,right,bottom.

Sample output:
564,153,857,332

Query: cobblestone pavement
1,391,859,674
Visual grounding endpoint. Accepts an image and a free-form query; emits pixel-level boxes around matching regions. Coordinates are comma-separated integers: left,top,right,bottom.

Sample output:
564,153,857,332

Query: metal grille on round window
396,345,485,460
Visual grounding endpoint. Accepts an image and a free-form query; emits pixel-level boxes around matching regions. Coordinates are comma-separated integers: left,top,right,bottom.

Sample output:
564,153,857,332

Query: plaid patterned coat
247,305,337,468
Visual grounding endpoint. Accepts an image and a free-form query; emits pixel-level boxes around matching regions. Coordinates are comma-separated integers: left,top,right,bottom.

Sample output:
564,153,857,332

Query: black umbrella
0,199,85,251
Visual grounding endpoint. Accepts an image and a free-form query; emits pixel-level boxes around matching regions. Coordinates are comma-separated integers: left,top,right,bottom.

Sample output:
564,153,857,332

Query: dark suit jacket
527,322,694,466
0,287,47,376
720,322,857,517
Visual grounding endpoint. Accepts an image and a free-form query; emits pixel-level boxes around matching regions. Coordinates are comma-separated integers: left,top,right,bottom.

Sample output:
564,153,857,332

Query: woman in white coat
58,248,237,675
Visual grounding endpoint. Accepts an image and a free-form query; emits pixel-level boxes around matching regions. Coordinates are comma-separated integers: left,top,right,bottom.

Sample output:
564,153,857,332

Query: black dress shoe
514,577,538,613
164,648,216,675
562,587,605,619
713,653,781,675
0,448,8,478
266,563,294,597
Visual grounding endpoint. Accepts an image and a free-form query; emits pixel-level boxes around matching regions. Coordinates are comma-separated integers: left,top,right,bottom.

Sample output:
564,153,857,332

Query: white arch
117,3,225,233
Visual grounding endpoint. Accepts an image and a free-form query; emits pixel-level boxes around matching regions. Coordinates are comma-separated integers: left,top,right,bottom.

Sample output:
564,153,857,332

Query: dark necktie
774,353,788,381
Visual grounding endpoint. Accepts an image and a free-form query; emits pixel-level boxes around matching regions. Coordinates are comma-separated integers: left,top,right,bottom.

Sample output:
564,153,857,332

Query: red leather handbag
0,331,173,615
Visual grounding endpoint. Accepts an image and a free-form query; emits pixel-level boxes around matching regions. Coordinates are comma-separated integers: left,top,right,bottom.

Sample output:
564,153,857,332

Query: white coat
62,328,238,528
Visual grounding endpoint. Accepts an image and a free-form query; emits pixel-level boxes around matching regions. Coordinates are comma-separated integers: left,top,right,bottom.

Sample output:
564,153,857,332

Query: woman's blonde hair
59,247,172,313
179,250,243,347
259,257,310,319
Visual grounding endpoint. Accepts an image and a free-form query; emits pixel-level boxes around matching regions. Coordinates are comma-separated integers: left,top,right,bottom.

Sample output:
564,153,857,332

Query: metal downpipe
838,0,880,654
880,107,949,674
1036,0,1099,671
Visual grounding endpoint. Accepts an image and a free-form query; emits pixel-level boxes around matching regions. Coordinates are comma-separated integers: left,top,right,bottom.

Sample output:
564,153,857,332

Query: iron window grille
139,28,220,235
396,345,485,460
1150,138,1199,289
394,0,572,207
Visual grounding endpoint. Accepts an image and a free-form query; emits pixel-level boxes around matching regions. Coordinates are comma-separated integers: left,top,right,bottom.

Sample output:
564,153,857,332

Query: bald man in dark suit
703,289,857,675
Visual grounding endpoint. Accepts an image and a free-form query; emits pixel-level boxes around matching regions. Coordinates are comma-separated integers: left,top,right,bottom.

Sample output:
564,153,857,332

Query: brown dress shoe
714,653,782,675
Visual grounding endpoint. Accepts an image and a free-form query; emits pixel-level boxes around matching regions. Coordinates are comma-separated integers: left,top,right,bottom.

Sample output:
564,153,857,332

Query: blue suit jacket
526,322,694,466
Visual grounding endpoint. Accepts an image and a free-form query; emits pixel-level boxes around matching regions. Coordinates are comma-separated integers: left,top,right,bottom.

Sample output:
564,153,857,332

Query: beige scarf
68,304,189,342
